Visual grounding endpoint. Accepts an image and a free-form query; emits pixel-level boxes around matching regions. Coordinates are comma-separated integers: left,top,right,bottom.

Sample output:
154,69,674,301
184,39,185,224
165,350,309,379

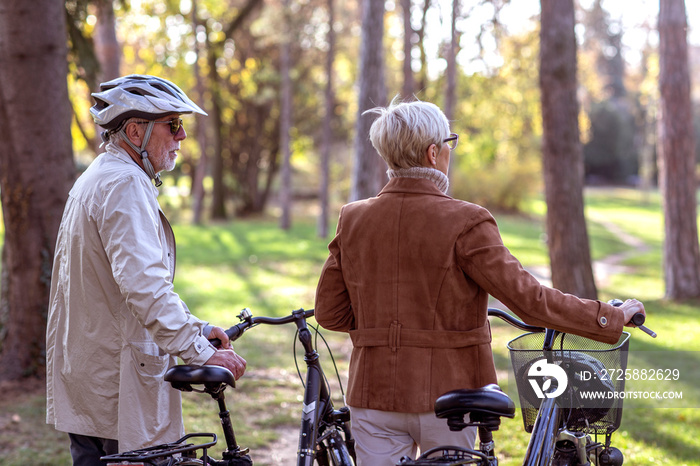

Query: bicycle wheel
316,429,354,466
174,459,204,465
323,436,354,466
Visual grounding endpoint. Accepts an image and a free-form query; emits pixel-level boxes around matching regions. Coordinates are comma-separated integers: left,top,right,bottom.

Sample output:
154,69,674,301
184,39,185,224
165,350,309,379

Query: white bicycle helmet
90,75,207,186
91,74,207,130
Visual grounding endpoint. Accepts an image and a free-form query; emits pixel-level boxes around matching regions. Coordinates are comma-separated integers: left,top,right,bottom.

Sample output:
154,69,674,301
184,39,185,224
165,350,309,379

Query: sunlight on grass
171,193,699,466
6,189,700,465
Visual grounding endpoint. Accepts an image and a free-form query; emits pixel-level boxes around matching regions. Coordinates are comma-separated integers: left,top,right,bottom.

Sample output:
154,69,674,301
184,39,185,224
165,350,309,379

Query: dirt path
523,217,648,290
253,427,300,465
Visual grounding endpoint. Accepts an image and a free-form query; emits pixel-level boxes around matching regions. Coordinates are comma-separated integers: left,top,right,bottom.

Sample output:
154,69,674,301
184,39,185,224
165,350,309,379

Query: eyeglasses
136,118,183,135
443,133,459,150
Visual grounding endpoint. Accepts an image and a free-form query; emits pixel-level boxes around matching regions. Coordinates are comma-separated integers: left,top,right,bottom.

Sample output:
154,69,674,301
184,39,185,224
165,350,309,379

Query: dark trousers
69,433,119,466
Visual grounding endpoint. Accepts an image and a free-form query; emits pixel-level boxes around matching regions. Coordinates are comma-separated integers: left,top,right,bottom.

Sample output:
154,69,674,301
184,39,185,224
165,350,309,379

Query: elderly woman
314,98,644,466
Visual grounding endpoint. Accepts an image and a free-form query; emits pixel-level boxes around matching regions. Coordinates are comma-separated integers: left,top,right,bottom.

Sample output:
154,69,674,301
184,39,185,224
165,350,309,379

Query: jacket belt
349,321,491,351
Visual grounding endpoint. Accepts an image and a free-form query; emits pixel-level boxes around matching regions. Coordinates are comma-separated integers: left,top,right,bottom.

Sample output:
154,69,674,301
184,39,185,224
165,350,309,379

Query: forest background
1,0,700,463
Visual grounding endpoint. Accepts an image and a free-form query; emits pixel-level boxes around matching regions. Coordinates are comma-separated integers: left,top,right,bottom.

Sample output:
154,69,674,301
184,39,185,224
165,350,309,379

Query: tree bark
191,0,210,225
539,0,597,298
350,0,387,202
93,0,121,84
208,0,262,220
657,0,700,299
401,0,414,100
208,46,227,220
279,0,293,230
318,0,336,238
444,0,458,123
444,0,459,180
0,0,75,380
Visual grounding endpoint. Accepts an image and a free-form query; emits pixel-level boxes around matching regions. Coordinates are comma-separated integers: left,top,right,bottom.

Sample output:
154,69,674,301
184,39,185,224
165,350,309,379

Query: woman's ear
424,144,437,167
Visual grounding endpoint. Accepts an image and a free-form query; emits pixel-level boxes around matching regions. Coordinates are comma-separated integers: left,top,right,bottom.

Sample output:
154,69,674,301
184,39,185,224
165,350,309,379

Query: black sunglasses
136,118,183,135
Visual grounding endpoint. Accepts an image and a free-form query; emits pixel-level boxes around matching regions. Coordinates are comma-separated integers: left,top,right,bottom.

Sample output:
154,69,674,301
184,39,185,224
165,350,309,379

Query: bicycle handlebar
209,308,315,347
210,302,653,348
488,303,654,337
487,308,545,332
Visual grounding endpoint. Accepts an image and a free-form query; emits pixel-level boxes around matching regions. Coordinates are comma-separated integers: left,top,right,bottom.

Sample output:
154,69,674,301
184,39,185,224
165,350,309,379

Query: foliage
583,99,639,183
449,28,543,211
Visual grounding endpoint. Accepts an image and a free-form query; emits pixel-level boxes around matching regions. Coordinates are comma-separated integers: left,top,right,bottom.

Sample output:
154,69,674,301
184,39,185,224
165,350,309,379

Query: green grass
2,188,699,465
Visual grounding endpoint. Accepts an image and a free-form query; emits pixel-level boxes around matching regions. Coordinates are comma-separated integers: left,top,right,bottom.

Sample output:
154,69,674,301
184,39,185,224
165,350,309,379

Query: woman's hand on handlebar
618,298,646,327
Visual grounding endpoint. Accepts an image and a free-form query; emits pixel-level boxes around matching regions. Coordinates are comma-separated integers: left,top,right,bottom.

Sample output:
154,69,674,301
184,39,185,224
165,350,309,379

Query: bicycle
397,301,655,466
102,307,356,466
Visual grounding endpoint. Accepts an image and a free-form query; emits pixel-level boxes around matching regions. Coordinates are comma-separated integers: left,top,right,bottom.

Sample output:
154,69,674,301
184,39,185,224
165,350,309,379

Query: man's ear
123,121,143,147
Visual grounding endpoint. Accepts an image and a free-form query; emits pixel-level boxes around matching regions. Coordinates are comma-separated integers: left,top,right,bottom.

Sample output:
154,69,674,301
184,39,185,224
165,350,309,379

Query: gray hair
365,97,450,170
104,117,140,146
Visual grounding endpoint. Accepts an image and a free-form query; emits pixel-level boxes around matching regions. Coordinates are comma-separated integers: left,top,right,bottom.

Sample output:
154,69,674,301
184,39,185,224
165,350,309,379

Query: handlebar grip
609,299,656,338
630,311,656,338
225,323,246,341
631,312,645,326
208,323,248,349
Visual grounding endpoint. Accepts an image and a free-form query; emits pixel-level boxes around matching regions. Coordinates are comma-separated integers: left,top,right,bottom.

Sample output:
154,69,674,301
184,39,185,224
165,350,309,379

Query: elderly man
46,75,246,465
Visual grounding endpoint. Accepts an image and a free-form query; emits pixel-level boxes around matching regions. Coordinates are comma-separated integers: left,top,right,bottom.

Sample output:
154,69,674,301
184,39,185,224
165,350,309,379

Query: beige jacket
46,144,216,451
315,174,624,413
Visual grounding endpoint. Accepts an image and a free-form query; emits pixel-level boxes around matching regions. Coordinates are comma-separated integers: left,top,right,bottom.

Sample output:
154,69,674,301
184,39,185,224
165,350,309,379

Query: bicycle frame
226,308,355,466
521,329,562,465
293,310,352,465
102,307,354,466
522,396,560,465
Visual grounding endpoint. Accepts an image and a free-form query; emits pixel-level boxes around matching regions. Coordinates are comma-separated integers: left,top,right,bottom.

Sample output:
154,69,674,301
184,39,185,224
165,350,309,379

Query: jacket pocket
129,341,169,378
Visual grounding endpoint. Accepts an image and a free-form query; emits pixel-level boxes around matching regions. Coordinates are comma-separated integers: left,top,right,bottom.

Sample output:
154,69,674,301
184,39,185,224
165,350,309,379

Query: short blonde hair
365,97,450,169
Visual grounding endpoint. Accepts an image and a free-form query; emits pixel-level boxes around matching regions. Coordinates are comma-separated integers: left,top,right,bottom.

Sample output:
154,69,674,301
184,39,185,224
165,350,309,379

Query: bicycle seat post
207,384,251,465
477,426,495,458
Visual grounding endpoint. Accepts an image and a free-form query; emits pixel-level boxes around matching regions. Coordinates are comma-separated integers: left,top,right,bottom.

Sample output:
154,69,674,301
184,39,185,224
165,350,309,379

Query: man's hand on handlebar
208,326,231,349
618,298,646,328
205,326,247,380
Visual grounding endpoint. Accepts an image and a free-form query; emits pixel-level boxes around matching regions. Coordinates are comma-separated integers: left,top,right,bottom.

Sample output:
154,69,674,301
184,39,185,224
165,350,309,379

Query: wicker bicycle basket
507,331,630,434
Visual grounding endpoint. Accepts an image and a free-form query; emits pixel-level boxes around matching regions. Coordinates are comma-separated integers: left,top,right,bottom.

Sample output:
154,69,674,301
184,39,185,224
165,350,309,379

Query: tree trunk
208,47,227,220
318,0,336,238
0,0,75,381
401,0,414,100
279,0,293,230
209,0,262,220
444,0,459,180
444,0,458,122
657,0,700,299
350,0,387,202
539,0,597,299
191,0,209,225
415,0,431,95
93,0,120,84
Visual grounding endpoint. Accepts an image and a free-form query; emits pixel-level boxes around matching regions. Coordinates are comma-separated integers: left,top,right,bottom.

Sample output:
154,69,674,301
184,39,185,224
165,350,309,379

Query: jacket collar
105,143,160,195
378,176,452,199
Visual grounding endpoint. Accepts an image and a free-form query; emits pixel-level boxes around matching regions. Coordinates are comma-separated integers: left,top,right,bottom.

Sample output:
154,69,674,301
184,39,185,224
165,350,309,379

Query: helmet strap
119,120,162,187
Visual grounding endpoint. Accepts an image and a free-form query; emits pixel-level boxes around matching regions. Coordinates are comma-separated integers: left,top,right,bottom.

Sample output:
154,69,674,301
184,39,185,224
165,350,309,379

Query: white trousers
350,406,477,466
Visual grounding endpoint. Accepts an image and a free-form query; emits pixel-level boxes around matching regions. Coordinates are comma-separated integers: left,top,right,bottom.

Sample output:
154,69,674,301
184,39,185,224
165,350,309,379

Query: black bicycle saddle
435,384,515,431
165,365,236,392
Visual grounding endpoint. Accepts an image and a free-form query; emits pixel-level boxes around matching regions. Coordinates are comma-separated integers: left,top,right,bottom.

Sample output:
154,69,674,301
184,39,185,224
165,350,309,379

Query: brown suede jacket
314,175,625,413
